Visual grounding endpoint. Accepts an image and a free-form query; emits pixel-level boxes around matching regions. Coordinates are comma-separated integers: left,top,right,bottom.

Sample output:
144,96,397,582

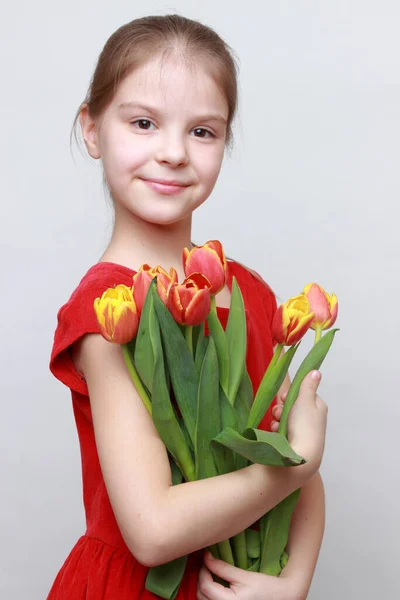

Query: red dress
47,260,278,600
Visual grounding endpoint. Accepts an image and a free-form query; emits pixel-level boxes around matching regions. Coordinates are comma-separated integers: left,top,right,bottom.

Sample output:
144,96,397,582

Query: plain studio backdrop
1,1,398,599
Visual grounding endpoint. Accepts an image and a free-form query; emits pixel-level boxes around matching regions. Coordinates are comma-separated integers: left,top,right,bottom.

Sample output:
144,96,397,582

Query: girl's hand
270,390,288,432
197,552,302,600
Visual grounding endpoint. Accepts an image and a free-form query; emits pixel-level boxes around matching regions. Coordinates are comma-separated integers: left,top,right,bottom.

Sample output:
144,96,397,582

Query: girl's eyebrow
118,101,227,124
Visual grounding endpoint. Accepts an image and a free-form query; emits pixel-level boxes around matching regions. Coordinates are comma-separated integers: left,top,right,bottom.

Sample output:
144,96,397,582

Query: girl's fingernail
311,370,321,381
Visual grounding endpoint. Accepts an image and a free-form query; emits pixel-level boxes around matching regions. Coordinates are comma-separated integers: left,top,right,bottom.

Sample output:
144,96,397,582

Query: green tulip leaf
259,488,301,576
195,323,208,375
234,367,254,432
211,385,238,475
279,329,339,437
212,427,306,467
151,281,199,445
195,336,221,480
207,299,230,397
146,556,188,600
134,283,157,393
246,528,261,559
151,324,195,482
280,550,289,570
247,343,299,429
247,558,261,572
169,455,183,486
225,276,247,404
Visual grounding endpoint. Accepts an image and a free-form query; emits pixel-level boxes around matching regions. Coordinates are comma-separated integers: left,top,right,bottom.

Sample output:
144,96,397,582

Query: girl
48,14,328,600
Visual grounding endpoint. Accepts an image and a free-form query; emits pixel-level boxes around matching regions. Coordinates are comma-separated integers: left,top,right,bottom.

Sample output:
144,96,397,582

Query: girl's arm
266,373,326,598
76,333,323,568
279,471,325,599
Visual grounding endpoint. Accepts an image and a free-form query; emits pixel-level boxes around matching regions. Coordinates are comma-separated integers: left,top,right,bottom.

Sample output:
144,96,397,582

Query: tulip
303,283,338,342
167,273,211,326
271,294,315,346
94,284,139,344
182,240,228,295
133,264,178,312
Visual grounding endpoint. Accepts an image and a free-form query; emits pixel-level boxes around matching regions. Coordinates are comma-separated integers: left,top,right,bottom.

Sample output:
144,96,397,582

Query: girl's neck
99,208,194,278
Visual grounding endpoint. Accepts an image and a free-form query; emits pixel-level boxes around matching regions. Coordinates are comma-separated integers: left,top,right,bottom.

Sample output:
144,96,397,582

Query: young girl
48,14,328,600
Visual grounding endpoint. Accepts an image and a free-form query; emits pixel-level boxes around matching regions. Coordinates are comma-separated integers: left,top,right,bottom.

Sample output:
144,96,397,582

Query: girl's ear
80,103,101,159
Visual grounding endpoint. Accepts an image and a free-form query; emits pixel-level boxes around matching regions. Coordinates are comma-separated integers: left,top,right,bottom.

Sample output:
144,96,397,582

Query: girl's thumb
299,370,322,399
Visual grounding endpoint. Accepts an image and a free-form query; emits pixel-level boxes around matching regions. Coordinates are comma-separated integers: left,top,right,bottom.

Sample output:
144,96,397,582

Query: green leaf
195,323,208,375
279,329,339,437
169,455,183,486
192,323,201,354
211,385,238,475
146,556,188,600
280,549,289,570
247,344,299,429
207,298,229,397
247,558,260,572
225,276,247,404
212,427,306,467
134,283,157,393
151,321,195,482
234,367,254,432
259,488,301,576
195,336,221,480
151,281,199,445
246,528,261,559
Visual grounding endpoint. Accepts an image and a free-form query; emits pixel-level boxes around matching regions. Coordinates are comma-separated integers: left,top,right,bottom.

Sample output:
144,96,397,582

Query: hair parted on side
70,13,240,155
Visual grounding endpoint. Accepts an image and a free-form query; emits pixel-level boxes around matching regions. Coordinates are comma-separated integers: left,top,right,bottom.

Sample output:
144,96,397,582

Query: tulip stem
314,327,322,344
270,343,284,370
121,344,152,415
217,539,235,565
185,325,193,356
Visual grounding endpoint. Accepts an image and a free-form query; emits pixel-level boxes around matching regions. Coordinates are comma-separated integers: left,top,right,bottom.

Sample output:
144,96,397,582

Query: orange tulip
167,273,211,326
303,283,338,330
133,264,178,312
94,284,139,344
272,294,315,346
182,240,228,295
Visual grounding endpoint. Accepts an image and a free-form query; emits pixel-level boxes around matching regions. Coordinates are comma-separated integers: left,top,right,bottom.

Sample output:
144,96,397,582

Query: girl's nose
155,132,189,167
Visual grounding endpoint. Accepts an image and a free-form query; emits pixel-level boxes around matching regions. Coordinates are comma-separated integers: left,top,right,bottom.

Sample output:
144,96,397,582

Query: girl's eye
131,119,155,131
192,128,215,139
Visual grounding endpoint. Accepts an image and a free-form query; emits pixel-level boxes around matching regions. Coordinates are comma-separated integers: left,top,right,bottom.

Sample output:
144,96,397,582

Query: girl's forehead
115,56,227,113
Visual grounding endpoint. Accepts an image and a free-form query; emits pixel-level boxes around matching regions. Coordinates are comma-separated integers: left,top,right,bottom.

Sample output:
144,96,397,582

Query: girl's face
84,56,229,226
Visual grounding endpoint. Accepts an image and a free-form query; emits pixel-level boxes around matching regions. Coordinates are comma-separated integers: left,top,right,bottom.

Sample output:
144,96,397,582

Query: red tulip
303,283,338,330
133,264,178,312
182,240,228,295
167,274,211,326
272,294,315,346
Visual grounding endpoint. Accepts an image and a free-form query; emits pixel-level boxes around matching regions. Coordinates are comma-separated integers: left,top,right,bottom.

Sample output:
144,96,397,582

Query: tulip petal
113,302,139,344
185,288,211,326
185,272,212,290
305,283,330,325
323,294,338,329
167,285,185,324
184,246,226,295
286,312,314,345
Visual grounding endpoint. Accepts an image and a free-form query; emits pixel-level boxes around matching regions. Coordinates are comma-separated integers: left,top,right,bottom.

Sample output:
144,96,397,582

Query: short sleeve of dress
49,263,135,396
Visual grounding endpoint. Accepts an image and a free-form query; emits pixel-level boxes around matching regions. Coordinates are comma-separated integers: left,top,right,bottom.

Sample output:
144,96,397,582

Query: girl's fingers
197,563,233,600
270,419,278,431
272,404,283,418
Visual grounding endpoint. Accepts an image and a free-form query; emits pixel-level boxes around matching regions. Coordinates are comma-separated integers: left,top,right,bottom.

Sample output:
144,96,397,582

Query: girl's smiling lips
140,177,191,195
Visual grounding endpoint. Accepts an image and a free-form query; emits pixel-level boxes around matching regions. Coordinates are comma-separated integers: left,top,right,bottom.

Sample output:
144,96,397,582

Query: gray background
1,1,399,598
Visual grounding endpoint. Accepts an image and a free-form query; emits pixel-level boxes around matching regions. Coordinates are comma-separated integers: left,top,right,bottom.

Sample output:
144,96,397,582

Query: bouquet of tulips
93,240,339,600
